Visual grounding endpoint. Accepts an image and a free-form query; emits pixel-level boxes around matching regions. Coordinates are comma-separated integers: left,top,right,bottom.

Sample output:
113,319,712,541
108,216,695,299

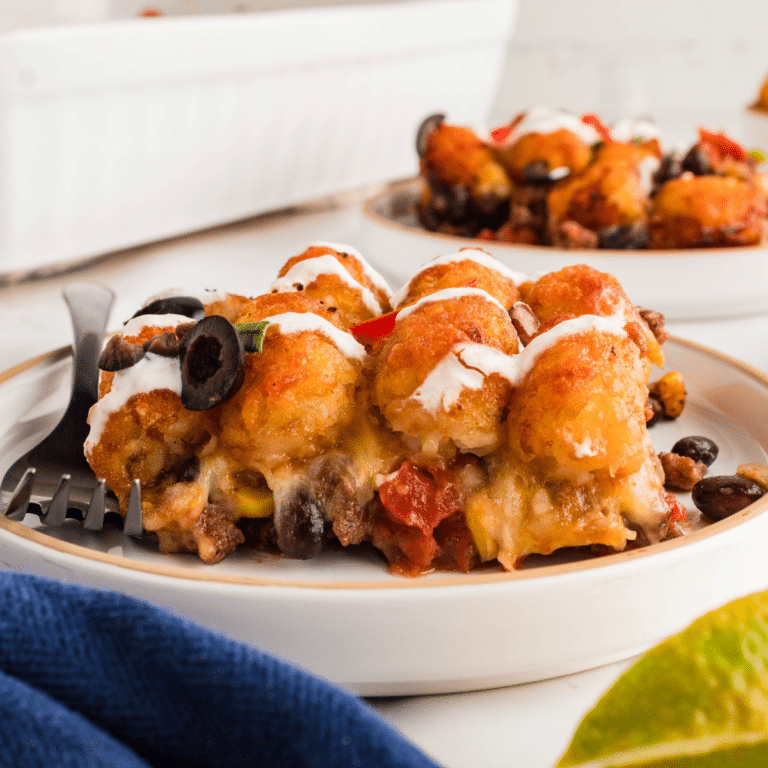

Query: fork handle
63,282,115,402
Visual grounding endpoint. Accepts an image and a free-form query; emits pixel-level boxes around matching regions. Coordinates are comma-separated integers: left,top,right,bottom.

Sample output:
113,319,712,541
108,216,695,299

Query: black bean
598,221,650,250
692,475,766,521
177,456,200,482
274,485,326,559
671,436,719,466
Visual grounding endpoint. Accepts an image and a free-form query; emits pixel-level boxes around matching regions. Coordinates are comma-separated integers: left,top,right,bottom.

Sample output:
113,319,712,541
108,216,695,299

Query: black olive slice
522,160,552,183
681,145,713,176
653,153,683,187
179,315,245,411
143,331,184,358
98,335,146,371
416,113,445,158
130,296,206,322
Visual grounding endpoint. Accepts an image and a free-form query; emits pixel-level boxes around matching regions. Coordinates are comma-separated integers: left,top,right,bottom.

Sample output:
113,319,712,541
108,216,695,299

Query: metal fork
0,282,143,535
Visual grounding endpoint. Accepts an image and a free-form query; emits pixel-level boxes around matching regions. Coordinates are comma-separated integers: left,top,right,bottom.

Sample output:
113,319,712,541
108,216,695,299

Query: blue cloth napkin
0,571,444,768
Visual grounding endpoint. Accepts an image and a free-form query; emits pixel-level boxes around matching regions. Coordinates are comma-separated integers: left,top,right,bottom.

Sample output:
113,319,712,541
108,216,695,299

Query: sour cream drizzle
270,254,382,316
262,312,366,363
86,310,366,451
395,287,509,323
506,106,600,145
85,353,182,451
610,117,664,144
409,315,627,414
637,154,661,194
391,250,528,308
312,240,393,299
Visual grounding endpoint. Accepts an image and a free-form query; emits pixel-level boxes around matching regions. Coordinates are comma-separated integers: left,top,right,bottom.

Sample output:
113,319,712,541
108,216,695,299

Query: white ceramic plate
2,339,768,696
361,179,768,322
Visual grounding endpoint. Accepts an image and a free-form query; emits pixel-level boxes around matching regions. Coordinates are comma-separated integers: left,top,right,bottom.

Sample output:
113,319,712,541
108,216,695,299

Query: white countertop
2,196,767,768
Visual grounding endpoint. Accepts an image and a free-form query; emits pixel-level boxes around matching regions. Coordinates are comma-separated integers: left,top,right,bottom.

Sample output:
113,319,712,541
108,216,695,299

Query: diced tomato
697,128,747,163
581,113,612,143
374,462,469,574
393,525,438,572
432,512,478,573
378,462,461,533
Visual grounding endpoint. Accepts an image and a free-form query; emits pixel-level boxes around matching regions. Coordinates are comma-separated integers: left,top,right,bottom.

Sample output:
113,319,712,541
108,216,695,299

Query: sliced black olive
692,475,766,521
177,456,200,482
652,153,683,187
416,113,445,158
671,436,719,467
681,145,713,176
130,296,206,322
522,160,551,184
274,484,326,559
143,331,184,358
178,315,245,411
98,335,146,371
446,183,471,221
598,222,650,250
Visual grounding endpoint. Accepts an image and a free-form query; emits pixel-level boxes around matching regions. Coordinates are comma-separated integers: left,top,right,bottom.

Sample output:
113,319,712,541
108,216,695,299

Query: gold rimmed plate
361,179,768,322
1,337,768,695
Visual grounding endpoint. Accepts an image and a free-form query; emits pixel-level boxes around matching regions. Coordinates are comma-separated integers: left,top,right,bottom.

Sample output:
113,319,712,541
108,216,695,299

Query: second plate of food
361,178,768,322
1,337,768,696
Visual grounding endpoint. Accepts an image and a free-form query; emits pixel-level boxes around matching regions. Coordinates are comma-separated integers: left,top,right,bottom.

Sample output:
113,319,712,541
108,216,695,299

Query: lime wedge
556,590,768,767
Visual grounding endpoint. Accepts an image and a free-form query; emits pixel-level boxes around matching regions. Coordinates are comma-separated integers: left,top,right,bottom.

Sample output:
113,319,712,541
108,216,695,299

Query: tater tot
649,174,768,249
391,249,523,311
519,263,664,369
507,324,651,478
373,289,519,458
271,242,392,327
219,293,364,471
498,128,594,184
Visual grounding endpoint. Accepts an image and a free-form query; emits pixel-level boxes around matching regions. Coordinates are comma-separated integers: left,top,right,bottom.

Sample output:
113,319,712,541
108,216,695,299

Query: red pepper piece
489,124,514,144
581,113,612,144
350,308,401,344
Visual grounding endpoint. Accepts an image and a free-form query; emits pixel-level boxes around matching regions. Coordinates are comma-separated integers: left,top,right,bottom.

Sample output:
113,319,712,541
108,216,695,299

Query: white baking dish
0,0,517,274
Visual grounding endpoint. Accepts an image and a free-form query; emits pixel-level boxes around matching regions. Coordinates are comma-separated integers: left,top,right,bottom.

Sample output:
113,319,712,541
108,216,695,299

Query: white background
2,0,768,149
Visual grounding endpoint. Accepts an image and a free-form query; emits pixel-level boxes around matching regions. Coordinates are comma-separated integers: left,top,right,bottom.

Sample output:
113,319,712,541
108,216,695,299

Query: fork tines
4,469,143,536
